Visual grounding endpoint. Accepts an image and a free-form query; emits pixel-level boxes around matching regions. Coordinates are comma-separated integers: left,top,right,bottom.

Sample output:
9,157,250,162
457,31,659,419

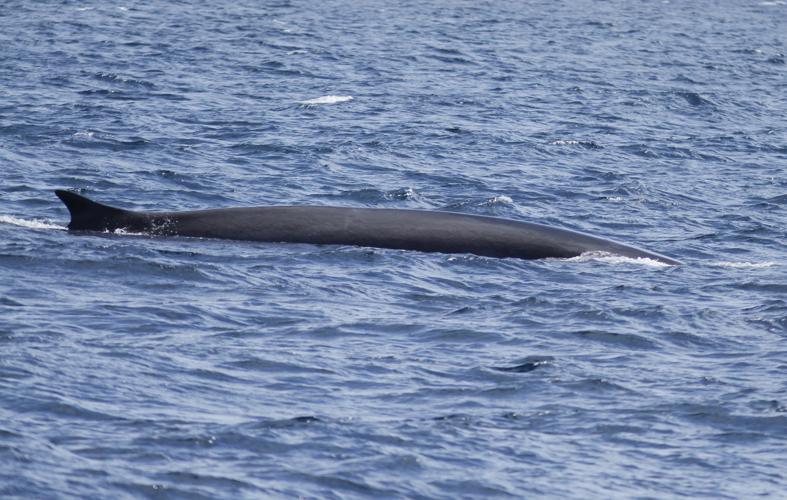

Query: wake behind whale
54,190,681,265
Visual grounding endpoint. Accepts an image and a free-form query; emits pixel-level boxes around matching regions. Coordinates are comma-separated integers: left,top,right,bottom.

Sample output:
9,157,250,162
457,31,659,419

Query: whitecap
112,228,145,236
489,195,513,205
565,251,671,267
474,195,514,207
0,215,65,230
384,187,417,201
710,261,777,269
299,95,353,105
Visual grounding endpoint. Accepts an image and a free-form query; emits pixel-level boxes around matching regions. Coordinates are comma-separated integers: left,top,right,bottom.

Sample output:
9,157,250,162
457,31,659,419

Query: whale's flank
54,190,681,265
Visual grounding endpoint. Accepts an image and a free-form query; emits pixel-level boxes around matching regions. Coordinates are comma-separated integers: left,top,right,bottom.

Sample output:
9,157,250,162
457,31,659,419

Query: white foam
490,195,513,205
710,261,777,269
566,251,670,267
112,228,150,237
299,95,353,105
0,215,65,231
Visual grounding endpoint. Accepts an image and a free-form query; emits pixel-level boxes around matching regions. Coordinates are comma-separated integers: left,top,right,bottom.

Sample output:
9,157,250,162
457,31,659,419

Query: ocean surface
1,0,786,497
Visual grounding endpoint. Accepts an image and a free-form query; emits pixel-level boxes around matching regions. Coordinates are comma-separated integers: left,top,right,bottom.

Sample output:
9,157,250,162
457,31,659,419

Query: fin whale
54,190,681,265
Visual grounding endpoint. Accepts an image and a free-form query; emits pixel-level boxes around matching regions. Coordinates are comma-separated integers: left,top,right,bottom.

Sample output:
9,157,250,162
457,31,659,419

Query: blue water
1,0,786,497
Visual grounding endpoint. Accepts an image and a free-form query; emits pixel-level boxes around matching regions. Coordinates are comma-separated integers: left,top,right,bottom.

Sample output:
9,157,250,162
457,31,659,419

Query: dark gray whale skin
54,190,681,265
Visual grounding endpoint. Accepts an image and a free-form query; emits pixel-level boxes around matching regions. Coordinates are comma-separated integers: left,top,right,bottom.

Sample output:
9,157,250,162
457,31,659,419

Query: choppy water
1,0,786,497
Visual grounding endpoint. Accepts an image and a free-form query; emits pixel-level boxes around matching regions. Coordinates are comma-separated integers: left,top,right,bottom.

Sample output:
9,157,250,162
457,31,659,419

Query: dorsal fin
54,190,134,231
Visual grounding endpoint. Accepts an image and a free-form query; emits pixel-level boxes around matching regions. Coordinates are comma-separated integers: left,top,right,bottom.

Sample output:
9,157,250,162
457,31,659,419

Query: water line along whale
54,190,681,265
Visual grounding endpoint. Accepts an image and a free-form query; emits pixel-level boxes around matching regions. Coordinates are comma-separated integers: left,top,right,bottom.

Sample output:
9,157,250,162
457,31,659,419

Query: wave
0,215,65,230
565,251,672,267
710,261,777,269
549,139,603,149
299,95,353,105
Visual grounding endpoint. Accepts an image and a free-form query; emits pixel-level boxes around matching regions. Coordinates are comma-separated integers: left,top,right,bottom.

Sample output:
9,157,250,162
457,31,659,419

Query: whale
54,190,681,265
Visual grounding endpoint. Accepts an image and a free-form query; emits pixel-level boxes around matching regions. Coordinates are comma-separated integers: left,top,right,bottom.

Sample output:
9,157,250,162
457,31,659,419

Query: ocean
1,0,785,497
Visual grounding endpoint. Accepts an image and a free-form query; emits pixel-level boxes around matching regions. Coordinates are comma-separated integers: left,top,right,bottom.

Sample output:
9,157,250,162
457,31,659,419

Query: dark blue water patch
64,132,150,151
675,91,717,108
491,357,553,373
88,71,157,89
315,187,420,204
77,88,148,101
0,123,65,143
